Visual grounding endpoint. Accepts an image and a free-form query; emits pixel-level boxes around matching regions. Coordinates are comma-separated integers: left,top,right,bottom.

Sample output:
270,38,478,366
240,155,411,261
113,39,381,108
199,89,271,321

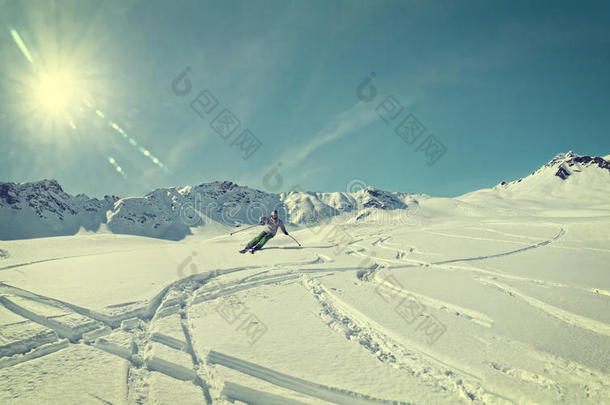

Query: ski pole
229,224,260,236
288,234,302,247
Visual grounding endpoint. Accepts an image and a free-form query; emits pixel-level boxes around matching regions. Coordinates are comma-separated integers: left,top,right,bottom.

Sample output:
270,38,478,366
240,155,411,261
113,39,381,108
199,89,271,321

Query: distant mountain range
1,152,608,240
0,177,423,240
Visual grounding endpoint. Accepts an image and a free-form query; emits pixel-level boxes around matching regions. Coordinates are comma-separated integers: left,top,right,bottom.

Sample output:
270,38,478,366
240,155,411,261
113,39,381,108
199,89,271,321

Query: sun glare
34,71,77,114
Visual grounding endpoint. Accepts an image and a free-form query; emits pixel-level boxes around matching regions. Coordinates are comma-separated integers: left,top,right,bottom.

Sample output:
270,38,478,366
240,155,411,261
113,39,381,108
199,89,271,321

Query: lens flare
9,24,167,175
35,71,77,114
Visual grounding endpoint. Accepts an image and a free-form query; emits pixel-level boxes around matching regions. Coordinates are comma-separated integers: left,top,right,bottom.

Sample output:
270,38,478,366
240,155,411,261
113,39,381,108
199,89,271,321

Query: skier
239,210,289,254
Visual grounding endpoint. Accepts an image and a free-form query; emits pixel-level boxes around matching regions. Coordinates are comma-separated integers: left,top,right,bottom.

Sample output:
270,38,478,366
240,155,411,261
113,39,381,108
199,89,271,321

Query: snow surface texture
0,151,609,404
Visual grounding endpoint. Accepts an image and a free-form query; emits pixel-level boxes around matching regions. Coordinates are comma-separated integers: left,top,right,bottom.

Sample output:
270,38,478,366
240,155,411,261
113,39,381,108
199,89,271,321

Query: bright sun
34,71,77,114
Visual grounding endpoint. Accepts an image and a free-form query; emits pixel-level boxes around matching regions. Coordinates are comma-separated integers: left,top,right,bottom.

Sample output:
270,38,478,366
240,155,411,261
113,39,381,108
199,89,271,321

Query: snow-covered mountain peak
546,150,577,167
548,152,610,180
353,186,409,210
0,179,119,240
459,151,610,208
501,151,610,185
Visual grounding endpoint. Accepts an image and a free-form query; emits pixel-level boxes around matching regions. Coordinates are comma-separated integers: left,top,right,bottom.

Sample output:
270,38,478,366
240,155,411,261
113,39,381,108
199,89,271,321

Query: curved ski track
4,224,608,404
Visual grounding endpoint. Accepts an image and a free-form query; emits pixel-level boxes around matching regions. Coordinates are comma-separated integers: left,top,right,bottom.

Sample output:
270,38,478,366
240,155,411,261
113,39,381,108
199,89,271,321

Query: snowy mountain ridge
550,151,610,180
0,180,119,240
2,151,608,240
0,179,424,240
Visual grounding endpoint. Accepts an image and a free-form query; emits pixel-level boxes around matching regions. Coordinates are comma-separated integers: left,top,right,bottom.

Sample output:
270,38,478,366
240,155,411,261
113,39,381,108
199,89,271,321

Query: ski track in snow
0,253,108,272
361,226,610,332
476,278,610,337
300,276,508,404
371,274,494,328
0,268,229,403
349,226,610,402
345,227,567,300
354,227,566,269
431,228,565,265
3,224,610,404
0,252,399,403
422,231,541,247
208,349,412,405
442,263,610,298
221,381,310,405
352,227,610,331
0,246,171,272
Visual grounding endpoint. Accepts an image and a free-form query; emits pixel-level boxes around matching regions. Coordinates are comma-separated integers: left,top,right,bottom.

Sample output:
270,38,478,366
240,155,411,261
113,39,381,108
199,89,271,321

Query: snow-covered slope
458,151,610,213
0,180,118,240
1,154,609,404
0,206,609,404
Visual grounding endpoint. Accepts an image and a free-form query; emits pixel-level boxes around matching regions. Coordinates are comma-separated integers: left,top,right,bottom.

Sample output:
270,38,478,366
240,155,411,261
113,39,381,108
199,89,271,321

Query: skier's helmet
271,210,279,218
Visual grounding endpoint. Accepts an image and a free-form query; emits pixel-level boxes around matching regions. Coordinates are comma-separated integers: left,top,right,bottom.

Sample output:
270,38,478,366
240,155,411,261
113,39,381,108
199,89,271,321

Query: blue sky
1,0,609,198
